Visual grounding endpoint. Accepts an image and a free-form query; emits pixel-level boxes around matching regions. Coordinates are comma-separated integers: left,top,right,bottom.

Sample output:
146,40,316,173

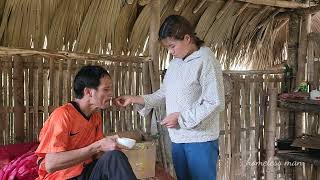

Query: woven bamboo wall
0,53,151,145
0,48,296,179
218,70,287,180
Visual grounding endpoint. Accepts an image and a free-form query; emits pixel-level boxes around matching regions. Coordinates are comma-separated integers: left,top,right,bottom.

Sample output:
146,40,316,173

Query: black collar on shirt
70,101,91,121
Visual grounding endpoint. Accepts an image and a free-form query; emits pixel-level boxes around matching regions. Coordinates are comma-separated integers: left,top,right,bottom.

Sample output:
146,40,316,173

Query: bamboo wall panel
0,55,147,145
218,71,286,180
0,49,294,179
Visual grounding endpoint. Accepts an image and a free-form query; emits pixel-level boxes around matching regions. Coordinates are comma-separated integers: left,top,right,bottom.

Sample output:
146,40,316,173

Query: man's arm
45,135,120,173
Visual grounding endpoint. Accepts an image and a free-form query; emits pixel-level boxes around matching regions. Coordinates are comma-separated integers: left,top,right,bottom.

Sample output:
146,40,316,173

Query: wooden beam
0,47,151,63
265,88,277,180
149,0,160,91
236,0,308,8
296,13,311,85
13,57,25,143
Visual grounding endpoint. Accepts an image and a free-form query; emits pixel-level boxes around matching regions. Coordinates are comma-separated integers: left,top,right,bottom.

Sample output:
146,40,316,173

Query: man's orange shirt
35,103,104,180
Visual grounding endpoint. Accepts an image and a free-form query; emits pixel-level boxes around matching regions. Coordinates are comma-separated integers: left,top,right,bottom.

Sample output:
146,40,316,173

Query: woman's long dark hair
159,15,204,48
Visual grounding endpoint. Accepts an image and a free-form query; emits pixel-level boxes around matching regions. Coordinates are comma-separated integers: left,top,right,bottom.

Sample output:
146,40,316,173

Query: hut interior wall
218,71,287,180
0,55,149,145
0,48,299,179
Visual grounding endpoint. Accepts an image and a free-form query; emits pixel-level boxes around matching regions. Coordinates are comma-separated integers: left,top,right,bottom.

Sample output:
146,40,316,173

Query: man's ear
83,87,92,97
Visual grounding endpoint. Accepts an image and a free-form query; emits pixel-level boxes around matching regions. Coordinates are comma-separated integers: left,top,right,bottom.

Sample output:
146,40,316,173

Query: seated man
35,65,136,180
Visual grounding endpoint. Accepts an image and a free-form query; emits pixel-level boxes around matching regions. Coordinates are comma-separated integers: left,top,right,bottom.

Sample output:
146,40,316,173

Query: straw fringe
0,0,306,69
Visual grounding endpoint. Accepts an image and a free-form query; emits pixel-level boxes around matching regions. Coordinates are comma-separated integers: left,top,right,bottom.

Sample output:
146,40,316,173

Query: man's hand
45,135,128,173
98,135,128,152
160,112,180,128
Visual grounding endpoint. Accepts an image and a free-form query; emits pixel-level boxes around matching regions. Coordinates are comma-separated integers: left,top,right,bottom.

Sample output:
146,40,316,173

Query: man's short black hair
73,65,111,99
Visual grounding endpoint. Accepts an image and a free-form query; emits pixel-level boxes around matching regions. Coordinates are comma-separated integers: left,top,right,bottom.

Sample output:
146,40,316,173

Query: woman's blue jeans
171,140,219,180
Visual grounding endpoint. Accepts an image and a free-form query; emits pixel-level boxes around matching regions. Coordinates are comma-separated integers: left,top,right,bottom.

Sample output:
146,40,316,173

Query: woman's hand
113,95,145,107
160,112,180,128
113,96,134,107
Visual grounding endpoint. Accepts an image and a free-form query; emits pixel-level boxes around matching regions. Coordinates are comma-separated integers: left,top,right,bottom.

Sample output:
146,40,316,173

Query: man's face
90,75,113,110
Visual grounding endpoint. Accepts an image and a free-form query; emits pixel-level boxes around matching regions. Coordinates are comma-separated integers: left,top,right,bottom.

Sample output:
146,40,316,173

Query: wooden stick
0,47,150,63
265,88,277,180
244,76,251,179
224,69,284,74
296,13,311,86
13,56,25,143
236,0,308,8
149,0,160,91
230,75,241,180
0,60,3,144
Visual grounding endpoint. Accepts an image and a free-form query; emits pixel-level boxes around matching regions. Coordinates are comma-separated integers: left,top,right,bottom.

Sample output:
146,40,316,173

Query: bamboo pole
114,62,121,132
296,11,311,86
0,47,150,63
288,10,305,180
258,75,266,180
149,0,160,91
13,56,25,143
127,63,133,130
244,76,251,180
307,39,315,89
43,64,49,121
27,59,34,141
230,75,241,180
265,88,277,180
251,75,259,179
0,58,3,144
288,13,300,90
219,110,227,180
3,59,9,144
66,59,72,102
33,60,39,140
37,57,44,129
136,63,142,129
239,78,247,179
8,58,12,143
49,58,55,107
119,63,125,131
223,69,284,75
236,0,308,8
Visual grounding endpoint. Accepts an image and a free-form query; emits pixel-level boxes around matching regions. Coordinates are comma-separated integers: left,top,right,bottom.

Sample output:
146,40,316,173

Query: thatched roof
0,0,320,69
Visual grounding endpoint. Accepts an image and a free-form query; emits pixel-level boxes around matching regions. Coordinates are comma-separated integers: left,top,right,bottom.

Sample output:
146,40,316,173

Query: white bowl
117,137,136,149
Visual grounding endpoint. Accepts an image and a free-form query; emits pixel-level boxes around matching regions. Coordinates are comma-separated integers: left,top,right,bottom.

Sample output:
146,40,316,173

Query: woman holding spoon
114,15,225,180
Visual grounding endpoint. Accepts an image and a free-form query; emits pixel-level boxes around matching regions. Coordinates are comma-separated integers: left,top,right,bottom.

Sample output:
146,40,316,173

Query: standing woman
114,15,225,180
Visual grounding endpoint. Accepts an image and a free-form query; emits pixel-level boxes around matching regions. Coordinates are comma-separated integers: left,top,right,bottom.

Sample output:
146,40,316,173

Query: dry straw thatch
0,0,320,69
